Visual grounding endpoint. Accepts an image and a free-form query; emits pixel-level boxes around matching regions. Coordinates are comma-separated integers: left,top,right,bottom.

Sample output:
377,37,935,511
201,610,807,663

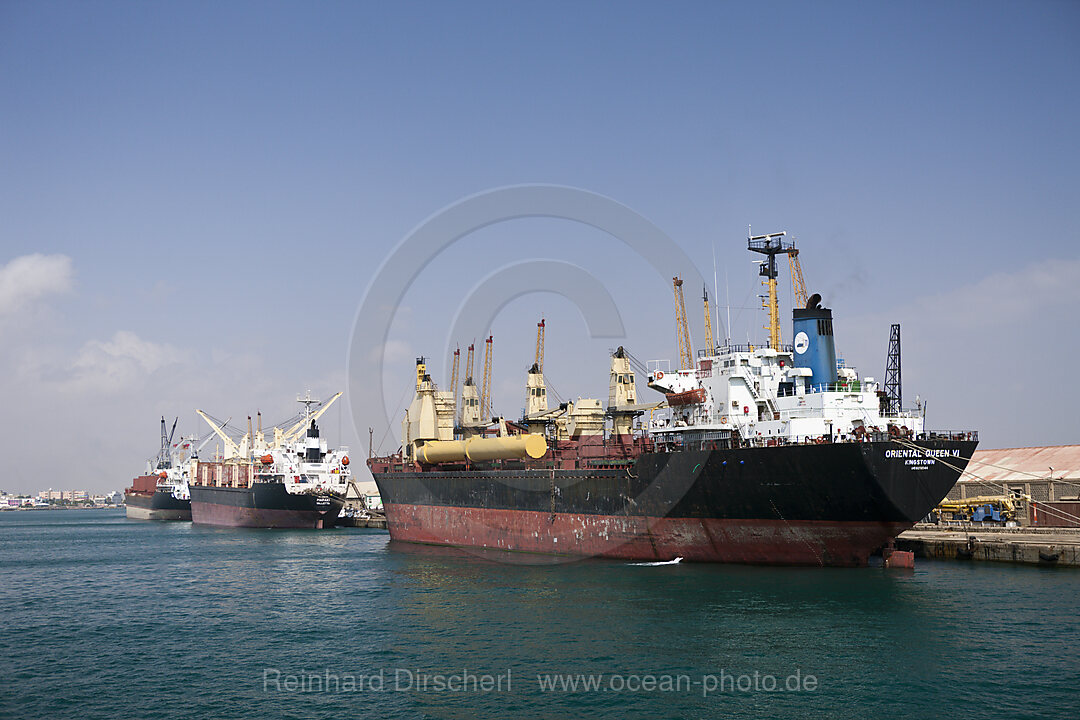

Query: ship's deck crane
525,318,548,417
788,249,809,310
702,286,714,356
277,392,343,446
156,416,178,469
197,392,344,460
480,335,494,421
535,318,545,373
449,346,460,421
673,276,693,370
459,342,481,428
195,409,240,459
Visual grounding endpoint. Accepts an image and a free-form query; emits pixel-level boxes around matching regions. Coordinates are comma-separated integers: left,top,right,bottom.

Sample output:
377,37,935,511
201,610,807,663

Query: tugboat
124,417,192,521
369,233,978,566
189,393,349,529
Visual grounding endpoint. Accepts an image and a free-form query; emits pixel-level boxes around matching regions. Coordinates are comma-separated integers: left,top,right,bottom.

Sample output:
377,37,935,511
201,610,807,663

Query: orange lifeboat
260,454,274,464
341,456,350,466
665,388,707,406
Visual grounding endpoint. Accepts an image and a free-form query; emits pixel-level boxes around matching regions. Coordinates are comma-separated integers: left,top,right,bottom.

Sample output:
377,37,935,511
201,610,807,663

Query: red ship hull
384,503,911,566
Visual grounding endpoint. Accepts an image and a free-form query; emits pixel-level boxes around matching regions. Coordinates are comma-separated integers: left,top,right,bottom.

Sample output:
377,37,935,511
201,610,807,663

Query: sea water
2,509,1078,719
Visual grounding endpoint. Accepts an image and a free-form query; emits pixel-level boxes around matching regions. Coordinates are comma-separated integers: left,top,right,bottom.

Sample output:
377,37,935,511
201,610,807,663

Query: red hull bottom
191,502,333,529
384,503,912,567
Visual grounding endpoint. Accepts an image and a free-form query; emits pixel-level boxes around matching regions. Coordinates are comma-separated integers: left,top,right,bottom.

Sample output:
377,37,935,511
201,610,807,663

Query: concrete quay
896,525,1080,567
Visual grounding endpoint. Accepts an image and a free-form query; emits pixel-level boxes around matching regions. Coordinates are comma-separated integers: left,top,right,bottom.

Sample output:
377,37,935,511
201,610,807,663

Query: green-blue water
2,509,1078,719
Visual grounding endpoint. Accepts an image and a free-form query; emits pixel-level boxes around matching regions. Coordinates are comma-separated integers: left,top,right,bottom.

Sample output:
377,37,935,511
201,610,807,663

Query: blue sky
1,1,1077,493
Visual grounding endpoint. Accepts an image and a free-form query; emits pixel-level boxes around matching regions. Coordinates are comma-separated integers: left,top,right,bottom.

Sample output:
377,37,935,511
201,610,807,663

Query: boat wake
630,557,683,566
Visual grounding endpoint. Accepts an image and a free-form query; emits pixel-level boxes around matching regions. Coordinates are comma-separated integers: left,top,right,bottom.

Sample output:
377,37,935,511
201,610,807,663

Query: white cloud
0,253,74,316
55,330,189,394
371,339,413,364
838,256,1080,448
919,258,1080,327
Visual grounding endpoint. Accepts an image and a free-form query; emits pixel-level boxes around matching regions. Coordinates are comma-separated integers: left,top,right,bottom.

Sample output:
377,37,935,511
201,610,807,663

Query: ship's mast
747,231,796,349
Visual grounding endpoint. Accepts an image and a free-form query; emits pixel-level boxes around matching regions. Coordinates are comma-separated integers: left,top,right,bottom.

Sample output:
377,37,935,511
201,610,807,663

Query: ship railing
704,343,794,358
774,382,870,397
920,430,979,442
808,382,868,394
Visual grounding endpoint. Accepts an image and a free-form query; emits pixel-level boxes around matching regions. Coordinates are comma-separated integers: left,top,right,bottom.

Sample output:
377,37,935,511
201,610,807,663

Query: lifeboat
665,388,706,406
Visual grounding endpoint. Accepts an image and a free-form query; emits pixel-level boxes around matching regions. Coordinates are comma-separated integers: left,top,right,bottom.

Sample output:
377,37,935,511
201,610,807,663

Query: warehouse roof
958,445,1080,484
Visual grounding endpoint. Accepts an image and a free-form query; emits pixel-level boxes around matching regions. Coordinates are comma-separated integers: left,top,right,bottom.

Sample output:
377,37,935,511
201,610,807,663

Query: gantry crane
480,335,493,421
673,276,693,370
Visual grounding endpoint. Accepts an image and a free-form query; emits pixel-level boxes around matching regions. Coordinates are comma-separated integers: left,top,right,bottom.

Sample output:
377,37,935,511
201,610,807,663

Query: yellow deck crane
673,276,693,370
789,249,809,309
525,319,547,417
480,335,494,421
459,343,480,428
535,318,545,372
702,285,714,356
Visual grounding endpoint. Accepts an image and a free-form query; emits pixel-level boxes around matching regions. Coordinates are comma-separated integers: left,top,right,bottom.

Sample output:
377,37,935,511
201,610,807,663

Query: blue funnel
792,301,837,389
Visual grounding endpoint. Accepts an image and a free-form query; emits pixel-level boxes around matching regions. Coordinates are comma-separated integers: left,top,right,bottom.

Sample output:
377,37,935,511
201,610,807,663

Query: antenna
725,266,731,346
712,241,723,346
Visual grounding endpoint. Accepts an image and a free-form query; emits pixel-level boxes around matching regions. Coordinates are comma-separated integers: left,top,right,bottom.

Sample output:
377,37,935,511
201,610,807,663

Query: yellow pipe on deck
419,435,548,464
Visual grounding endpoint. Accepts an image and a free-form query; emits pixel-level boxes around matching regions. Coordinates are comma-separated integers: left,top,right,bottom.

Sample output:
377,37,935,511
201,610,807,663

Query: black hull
124,490,191,521
189,482,344,529
374,439,976,565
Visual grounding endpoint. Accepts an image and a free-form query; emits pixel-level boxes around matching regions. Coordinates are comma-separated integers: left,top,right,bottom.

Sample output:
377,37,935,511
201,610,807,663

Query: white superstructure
195,392,352,496
647,344,923,449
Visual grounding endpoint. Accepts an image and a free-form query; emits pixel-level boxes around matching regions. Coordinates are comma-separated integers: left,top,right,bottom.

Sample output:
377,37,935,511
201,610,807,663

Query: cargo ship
369,233,977,566
188,393,349,528
124,417,192,521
